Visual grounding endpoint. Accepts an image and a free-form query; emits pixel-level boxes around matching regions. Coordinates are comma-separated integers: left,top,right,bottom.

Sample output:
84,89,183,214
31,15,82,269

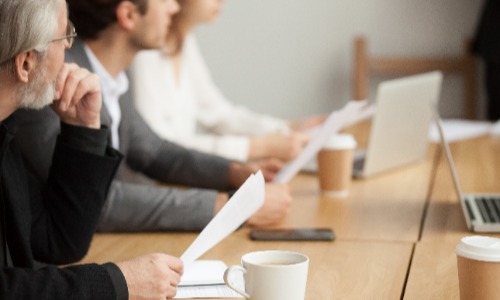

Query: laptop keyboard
474,197,500,224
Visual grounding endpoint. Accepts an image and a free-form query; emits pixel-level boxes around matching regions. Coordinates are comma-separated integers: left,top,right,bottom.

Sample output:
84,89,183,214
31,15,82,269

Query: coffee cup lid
323,134,357,150
456,236,500,262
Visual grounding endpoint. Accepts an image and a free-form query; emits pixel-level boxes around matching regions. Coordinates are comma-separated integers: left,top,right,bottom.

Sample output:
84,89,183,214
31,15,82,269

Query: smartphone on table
249,228,335,241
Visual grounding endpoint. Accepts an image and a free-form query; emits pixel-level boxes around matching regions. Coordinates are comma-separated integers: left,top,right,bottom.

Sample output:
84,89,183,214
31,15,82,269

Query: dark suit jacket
13,38,234,232
473,0,500,62
0,117,126,299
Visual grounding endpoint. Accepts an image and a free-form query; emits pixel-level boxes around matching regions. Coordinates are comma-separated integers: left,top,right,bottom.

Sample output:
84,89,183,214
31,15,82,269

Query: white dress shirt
84,44,128,150
129,34,289,161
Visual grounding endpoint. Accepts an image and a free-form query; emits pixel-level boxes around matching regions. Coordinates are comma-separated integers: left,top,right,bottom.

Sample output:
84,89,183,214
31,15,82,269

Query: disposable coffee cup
223,250,309,300
317,134,357,197
456,236,500,300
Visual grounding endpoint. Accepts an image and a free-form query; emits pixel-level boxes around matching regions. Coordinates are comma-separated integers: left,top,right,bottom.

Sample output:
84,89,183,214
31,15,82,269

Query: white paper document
492,120,500,137
175,260,243,299
428,119,493,143
175,285,242,299
181,171,265,264
179,260,227,286
274,100,374,184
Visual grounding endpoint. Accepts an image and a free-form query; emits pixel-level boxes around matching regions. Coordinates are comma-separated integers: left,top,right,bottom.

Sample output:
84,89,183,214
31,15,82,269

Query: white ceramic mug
223,250,309,300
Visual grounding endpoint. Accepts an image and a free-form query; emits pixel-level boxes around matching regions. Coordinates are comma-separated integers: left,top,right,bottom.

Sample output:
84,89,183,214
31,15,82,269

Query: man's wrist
59,122,109,155
60,118,100,129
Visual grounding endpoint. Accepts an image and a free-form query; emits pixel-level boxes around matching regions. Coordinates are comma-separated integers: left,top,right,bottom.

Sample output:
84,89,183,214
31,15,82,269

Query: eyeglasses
49,20,77,49
0,20,78,66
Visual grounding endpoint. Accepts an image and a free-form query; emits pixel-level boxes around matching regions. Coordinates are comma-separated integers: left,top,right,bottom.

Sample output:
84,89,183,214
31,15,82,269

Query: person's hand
289,114,327,132
247,183,292,226
249,132,309,162
253,158,283,182
227,159,283,188
116,253,183,300
51,63,101,129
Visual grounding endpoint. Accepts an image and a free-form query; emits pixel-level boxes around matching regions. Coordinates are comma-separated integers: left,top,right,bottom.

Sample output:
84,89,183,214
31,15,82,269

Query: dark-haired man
14,0,292,233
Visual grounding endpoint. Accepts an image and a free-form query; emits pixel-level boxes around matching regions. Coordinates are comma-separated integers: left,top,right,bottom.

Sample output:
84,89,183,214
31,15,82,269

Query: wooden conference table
80,131,500,299
404,135,500,300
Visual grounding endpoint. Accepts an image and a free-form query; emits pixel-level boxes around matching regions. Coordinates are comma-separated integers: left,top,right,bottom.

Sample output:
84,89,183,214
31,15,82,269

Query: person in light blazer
13,0,292,233
130,0,325,162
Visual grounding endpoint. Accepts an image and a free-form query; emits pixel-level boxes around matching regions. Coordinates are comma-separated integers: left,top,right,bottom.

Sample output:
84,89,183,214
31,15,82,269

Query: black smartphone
249,228,335,241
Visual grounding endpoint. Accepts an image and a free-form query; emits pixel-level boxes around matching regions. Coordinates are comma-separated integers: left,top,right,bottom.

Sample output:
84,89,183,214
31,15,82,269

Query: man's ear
14,51,38,83
116,1,140,31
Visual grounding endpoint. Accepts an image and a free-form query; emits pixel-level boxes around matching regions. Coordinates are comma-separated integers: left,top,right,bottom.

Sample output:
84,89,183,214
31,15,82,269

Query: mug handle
223,265,250,298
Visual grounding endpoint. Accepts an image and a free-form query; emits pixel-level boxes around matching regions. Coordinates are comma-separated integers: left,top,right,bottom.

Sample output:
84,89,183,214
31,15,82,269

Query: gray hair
0,0,61,73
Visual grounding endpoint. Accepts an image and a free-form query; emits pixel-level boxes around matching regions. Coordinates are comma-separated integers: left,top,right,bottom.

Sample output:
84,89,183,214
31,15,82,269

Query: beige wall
196,0,485,119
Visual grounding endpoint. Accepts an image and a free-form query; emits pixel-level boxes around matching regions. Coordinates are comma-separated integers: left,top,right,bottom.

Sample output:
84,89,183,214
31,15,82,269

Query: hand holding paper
274,100,374,184
181,171,265,264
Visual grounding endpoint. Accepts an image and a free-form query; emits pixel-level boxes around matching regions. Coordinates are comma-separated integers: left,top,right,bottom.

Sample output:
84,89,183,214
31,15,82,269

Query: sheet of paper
428,119,493,143
179,260,227,286
175,284,243,299
175,260,243,299
274,100,374,184
181,171,265,264
492,120,500,137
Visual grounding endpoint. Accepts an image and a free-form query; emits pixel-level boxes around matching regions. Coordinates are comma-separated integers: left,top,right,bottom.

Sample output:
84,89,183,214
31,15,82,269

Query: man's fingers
166,285,178,299
166,256,184,276
58,67,92,110
70,72,100,106
266,158,284,171
55,63,78,99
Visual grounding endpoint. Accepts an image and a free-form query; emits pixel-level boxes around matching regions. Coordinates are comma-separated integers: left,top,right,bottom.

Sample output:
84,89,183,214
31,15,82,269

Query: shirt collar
83,44,129,99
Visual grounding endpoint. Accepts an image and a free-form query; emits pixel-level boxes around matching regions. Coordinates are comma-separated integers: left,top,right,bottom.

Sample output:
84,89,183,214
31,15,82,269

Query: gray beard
17,66,56,110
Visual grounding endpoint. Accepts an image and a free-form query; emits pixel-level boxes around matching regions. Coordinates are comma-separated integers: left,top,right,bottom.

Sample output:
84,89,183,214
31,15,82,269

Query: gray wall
196,0,485,120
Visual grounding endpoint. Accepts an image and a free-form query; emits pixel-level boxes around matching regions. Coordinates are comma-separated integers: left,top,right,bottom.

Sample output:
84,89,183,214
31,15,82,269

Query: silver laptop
435,115,500,232
353,71,443,177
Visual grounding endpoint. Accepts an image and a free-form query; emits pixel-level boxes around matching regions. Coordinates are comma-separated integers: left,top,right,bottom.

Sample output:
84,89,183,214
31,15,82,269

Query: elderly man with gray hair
0,0,183,299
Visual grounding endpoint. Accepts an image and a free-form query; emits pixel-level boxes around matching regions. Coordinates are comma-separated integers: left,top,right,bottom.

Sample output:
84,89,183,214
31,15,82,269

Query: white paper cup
456,236,500,300
317,134,357,197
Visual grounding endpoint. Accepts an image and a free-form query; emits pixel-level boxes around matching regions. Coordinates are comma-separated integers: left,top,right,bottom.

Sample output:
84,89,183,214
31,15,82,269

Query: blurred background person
14,0,292,233
472,0,500,121
130,0,325,163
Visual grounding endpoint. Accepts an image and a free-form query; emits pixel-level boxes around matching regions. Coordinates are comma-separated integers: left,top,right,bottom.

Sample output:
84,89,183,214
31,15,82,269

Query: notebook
353,71,443,177
435,114,500,232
